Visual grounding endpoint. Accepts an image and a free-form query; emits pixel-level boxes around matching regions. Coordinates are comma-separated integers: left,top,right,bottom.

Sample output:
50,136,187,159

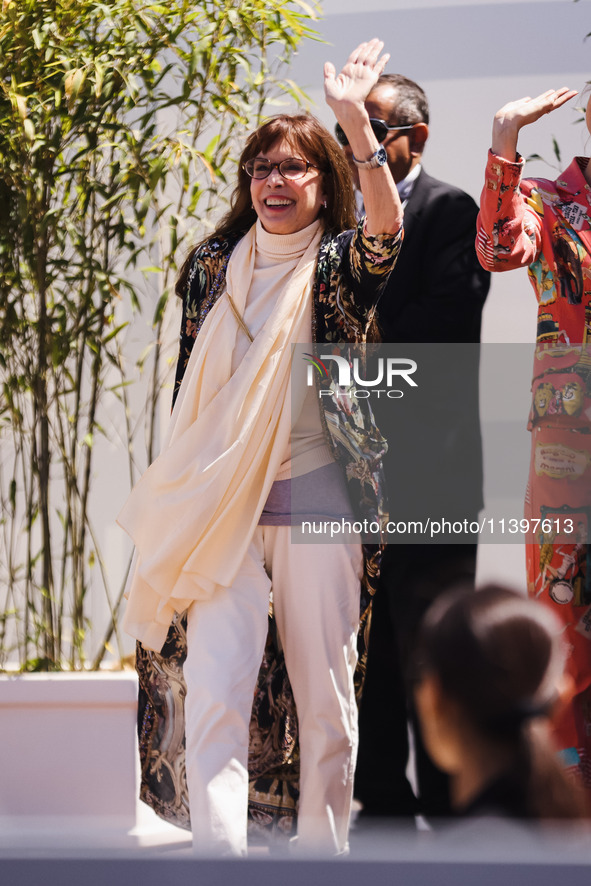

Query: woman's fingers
550,87,579,110
361,38,383,66
375,52,390,76
325,39,389,110
323,61,336,83
349,38,382,65
491,86,577,158
346,38,387,73
534,87,578,114
497,88,577,123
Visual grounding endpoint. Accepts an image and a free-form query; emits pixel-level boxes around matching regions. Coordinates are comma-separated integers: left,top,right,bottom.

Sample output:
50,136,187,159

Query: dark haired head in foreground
414,585,587,820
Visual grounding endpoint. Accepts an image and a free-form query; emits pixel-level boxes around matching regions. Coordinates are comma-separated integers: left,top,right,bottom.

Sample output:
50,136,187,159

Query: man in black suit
341,74,491,821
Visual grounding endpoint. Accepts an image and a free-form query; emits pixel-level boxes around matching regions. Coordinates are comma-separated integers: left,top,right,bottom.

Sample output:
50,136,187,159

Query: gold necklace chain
226,292,254,343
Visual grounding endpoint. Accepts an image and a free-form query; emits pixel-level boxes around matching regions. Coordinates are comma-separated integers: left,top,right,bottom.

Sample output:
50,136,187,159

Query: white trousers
184,525,363,856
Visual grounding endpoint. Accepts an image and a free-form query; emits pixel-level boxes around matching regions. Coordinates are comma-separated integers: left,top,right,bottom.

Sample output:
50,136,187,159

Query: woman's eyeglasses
243,158,319,180
334,118,416,147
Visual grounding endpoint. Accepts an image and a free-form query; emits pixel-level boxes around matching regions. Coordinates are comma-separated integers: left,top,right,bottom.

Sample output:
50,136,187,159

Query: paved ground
3,791,591,886
3,824,591,886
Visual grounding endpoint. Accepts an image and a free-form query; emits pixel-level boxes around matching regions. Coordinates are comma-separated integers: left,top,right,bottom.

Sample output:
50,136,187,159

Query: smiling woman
248,142,326,236
118,39,403,857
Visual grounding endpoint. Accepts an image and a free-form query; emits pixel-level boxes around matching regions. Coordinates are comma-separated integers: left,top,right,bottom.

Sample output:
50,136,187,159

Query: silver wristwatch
351,145,388,169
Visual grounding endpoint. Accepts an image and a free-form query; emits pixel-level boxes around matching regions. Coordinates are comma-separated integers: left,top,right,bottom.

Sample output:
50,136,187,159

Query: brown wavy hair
176,114,357,297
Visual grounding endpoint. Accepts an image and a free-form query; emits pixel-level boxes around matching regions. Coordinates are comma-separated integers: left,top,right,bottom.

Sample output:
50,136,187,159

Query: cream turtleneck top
232,219,333,481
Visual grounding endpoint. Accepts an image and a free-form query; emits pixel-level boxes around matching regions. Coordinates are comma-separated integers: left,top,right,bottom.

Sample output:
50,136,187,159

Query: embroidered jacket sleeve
476,150,543,272
313,220,403,342
344,220,403,312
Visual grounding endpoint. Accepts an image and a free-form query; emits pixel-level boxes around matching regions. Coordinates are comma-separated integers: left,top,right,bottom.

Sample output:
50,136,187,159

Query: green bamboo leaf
153,291,168,326
279,78,310,105
180,152,190,188
203,133,220,161
64,68,86,102
14,93,27,120
137,342,155,369
188,182,202,214
136,190,152,220
289,0,320,18
94,61,105,98
148,155,167,190
103,322,129,343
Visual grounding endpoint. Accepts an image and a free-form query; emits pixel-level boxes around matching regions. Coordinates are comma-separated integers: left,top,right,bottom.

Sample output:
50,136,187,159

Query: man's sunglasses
334,118,415,147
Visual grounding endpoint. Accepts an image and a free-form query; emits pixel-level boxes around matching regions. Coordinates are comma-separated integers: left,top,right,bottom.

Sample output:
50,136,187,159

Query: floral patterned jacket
135,219,402,838
476,151,591,429
175,221,401,512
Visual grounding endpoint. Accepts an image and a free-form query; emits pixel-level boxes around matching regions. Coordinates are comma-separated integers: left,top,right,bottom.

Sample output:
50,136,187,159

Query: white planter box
0,672,139,831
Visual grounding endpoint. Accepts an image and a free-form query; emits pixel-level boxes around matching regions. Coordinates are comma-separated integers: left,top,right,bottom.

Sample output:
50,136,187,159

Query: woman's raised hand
491,87,578,161
324,39,389,118
324,39,402,237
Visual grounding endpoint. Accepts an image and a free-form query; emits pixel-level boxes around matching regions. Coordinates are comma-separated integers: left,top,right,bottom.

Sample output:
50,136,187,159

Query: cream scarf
118,221,323,652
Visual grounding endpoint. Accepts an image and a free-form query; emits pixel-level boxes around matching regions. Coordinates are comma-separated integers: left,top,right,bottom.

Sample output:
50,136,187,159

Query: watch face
376,145,387,166
353,144,389,168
